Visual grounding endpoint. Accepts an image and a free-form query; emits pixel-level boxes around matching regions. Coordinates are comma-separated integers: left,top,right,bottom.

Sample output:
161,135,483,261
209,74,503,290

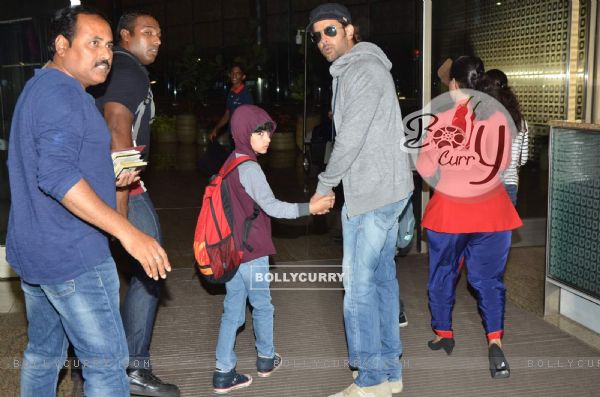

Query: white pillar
420,0,432,253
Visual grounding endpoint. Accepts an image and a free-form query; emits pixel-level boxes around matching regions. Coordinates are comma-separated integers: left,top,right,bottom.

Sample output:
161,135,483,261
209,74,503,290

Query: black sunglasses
309,25,339,44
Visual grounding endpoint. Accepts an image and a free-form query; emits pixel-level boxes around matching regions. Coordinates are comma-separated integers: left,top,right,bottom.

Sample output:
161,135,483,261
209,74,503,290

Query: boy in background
209,63,254,148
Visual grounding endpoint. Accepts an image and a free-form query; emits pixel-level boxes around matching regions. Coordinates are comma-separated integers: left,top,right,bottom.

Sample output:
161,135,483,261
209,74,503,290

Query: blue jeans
215,256,274,372
341,198,409,387
20,257,129,397
121,192,163,369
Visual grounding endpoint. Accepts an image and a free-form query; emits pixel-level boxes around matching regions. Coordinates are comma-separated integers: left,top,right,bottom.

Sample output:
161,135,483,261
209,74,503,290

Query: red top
417,104,522,233
422,186,522,233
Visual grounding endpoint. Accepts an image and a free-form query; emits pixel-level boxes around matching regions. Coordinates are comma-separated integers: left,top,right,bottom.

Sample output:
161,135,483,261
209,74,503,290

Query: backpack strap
242,203,260,252
219,156,260,252
220,156,254,176
112,49,154,143
131,89,153,142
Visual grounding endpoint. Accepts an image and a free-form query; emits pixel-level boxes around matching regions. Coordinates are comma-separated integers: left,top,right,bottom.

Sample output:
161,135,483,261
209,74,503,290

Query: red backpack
193,156,259,283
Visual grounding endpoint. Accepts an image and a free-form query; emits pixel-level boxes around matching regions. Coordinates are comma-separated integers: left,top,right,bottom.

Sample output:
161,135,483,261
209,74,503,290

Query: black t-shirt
91,46,154,160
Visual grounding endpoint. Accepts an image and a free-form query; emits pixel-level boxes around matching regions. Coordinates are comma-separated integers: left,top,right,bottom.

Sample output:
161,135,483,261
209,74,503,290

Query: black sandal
427,337,455,355
488,343,510,379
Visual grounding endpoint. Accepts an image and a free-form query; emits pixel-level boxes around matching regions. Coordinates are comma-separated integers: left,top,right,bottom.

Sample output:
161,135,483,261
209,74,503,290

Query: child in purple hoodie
212,105,334,394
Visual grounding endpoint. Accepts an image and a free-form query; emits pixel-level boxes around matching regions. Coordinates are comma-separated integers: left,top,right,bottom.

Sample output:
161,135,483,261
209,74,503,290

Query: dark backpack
396,199,415,256
193,156,259,283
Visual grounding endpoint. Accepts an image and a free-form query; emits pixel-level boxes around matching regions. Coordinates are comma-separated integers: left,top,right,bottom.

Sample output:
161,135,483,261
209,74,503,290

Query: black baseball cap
308,3,352,29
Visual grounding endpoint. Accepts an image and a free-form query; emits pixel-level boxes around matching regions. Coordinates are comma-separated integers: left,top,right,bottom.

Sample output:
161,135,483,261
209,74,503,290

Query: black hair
340,20,361,43
450,55,484,90
252,121,275,135
48,5,109,58
477,69,523,128
253,121,274,134
230,62,246,75
116,10,154,44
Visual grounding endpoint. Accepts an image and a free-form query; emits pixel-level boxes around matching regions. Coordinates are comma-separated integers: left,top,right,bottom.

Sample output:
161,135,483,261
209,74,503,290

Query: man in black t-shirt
92,11,179,397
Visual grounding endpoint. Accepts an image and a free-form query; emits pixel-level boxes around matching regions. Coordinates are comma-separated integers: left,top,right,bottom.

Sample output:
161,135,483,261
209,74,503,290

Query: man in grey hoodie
308,4,414,397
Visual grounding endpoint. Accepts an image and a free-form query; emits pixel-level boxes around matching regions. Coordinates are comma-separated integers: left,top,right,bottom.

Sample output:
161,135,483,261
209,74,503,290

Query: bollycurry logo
250,263,345,291
401,89,517,199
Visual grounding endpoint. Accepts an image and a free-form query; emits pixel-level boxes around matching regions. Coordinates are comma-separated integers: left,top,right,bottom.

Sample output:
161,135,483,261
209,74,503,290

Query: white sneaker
351,372,402,394
389,379,403,394
328,381,391,397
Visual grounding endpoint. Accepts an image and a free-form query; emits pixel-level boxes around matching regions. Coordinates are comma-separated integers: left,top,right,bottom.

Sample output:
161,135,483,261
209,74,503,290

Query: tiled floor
136,255,600,396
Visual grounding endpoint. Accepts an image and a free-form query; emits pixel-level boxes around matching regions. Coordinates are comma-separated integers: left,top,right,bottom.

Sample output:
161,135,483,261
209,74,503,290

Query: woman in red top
416,56,522,378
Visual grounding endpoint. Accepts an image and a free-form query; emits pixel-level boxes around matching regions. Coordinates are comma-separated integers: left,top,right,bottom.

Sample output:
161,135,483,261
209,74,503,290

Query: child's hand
309,193,335,215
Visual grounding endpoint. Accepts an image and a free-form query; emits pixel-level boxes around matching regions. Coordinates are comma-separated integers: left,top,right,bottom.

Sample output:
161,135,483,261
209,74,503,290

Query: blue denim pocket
42,280,75,297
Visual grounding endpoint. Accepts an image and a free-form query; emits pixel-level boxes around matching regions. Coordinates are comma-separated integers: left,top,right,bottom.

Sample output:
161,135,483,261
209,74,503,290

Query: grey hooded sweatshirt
316,42,414,217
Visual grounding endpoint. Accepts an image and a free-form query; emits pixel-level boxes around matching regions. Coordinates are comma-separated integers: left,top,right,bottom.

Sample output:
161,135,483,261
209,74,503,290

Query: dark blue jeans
426,230,512,336
122,191,163,370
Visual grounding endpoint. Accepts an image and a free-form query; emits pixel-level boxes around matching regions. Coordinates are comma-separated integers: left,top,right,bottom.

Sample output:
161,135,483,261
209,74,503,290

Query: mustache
95,59,110,68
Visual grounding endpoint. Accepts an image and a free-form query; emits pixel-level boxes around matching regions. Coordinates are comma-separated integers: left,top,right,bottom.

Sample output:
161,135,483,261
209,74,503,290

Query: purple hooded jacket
224,105,278,262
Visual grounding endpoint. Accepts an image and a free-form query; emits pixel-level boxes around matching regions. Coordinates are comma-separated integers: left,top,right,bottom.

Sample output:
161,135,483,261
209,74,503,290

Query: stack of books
111,145,147,178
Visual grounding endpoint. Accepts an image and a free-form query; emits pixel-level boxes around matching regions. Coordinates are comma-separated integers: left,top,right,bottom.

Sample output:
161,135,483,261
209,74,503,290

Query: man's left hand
115,170,140,188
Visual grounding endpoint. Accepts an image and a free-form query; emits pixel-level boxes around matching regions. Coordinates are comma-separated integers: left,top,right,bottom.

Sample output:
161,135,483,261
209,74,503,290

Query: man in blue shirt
7,6,171,396
209,63,254,147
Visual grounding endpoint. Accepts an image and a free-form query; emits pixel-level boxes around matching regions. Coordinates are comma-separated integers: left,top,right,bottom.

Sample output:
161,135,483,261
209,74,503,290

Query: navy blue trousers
426,230,512,340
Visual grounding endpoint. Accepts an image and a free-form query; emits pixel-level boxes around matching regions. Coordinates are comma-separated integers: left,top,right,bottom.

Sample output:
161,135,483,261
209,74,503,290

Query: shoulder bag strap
113,50,152,143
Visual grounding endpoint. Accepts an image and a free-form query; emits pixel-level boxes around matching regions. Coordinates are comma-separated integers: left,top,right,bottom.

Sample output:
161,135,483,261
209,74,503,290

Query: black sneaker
399,312,408,328
256,353,282,377
128,368,180,397
213,369,253,394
